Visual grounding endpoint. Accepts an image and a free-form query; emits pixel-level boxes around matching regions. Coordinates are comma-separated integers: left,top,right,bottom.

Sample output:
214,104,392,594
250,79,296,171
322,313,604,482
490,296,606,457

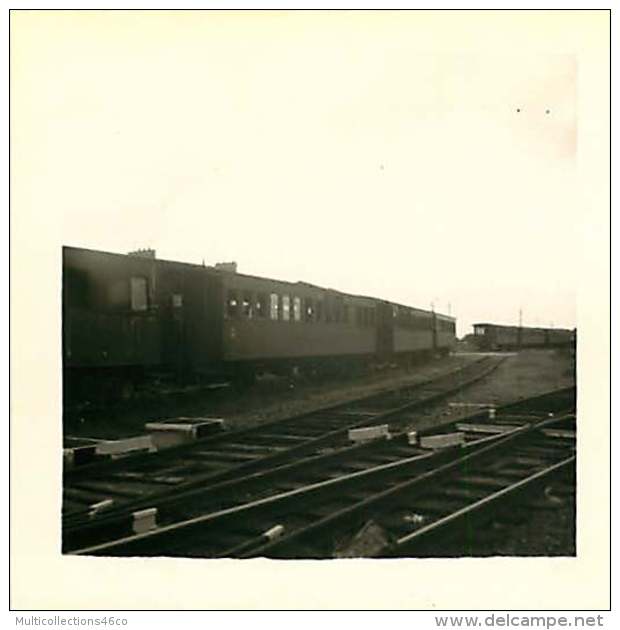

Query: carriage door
169,291,186,374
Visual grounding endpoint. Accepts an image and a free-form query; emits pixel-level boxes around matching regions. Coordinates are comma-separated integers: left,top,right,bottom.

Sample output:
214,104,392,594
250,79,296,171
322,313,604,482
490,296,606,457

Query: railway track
67,386,575,557
257,413,575,559
63,356,503,528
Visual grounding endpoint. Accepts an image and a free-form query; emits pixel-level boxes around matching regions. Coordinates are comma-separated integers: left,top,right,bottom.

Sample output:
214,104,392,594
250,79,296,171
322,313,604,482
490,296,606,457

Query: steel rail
63,356,504,527
70,400,575,558
383,456,575,556
63,387,541,553
241,412,576,559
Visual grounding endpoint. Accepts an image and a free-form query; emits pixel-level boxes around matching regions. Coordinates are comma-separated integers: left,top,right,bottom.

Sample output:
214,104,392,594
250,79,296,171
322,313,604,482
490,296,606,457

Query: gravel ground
445,348,575,406
400,348,576,557
64,348,575,440
328,348,577,558
64,353,480,439
400,348,576,434
414,479,576,558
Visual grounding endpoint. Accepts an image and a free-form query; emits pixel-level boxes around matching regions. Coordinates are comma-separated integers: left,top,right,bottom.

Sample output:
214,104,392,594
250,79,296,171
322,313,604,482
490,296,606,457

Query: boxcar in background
471,322,574,351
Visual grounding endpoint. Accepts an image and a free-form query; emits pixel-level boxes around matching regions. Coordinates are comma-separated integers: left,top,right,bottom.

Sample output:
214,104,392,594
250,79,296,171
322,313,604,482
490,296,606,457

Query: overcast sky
13,11,579,337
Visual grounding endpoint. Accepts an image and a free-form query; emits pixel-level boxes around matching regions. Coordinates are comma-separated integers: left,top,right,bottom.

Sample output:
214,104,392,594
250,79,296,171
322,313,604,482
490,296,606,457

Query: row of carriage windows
226,290,376,327
395,306,455,333
123,278,453,335
226,289,454,332
74,273,454,335
121,280,453,337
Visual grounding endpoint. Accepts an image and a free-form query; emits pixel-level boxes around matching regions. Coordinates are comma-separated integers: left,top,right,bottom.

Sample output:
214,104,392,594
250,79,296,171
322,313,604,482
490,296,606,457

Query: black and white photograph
9,8,610,612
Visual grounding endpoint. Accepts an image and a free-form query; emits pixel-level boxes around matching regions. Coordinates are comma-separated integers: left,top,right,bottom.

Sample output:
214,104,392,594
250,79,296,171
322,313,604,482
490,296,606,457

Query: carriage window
130,277,148,311
316,300,323,322
368,308,375,326
227,290,239,318
270,293,279,320
282,295,290,321
304,298,314,322
242,292,253,318
256,293,267,318
343,304,349,324
293,297,301,322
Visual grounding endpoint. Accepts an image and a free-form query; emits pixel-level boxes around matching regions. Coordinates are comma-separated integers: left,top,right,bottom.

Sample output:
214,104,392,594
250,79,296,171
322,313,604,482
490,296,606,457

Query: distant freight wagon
63,246,456,400
470,322,575,351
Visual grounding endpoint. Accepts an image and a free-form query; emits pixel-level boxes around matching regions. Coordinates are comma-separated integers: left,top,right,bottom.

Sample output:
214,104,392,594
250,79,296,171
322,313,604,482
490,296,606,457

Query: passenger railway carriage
63,246,456,399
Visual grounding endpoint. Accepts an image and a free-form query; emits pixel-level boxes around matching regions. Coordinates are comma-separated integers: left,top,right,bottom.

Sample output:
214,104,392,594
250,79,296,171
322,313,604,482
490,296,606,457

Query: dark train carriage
435,312,457,352
217,271,379,375
153,259,223,377
389,303,435,357
63,245,460,397
63,247,161,398
378,301,455,359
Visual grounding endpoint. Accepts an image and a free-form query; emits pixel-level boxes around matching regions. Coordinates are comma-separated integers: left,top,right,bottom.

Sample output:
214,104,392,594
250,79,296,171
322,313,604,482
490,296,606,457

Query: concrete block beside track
64,435,155,467
146,417,226,450
419,432,466,449
96,435,155,457
348,424,390,443
132,508,158,534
